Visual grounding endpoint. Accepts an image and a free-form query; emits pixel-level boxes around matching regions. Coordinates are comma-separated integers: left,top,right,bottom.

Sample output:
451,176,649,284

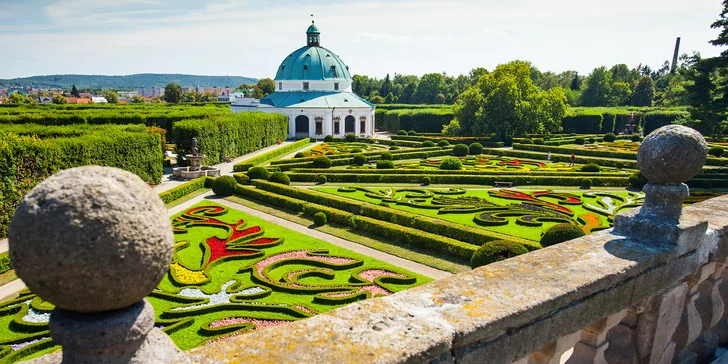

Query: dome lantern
307,21,320,46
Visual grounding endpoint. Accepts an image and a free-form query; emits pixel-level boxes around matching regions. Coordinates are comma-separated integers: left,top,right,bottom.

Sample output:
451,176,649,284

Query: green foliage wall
0,125,162,238
643,111,690,135
376,108,454,133
561,111,603,134
171,112,287,165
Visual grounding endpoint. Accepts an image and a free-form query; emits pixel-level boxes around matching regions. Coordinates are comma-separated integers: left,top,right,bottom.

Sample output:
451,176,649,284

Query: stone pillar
614,125,708,245
713,264,728,346
8,166,189,363
514,331,582,364
688,260,725,363
566,309,627,364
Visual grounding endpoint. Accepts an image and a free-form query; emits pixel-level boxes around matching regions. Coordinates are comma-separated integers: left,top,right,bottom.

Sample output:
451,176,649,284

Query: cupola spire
306,19,320,46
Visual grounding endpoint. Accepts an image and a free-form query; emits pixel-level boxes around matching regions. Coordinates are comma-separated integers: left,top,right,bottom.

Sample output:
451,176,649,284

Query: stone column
688,260,725,363
566,309,628,364
613,125,708,245
8,166,190,363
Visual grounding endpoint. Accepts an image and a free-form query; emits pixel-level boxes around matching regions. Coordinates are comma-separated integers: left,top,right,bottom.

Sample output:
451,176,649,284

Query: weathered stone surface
637,125,707,184
25,329,191,364
8,166,174,313
50,300,155,358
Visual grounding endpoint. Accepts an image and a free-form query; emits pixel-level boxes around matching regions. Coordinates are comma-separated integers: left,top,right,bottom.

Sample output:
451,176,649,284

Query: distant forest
0,74,258,89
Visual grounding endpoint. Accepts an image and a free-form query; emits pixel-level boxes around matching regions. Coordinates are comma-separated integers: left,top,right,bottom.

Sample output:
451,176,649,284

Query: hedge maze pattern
0,203,423,362
302,142,389,157
331,187,646,240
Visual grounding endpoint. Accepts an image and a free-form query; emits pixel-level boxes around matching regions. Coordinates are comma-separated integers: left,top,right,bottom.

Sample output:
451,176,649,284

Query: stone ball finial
8,166,174,313
637,125,708,184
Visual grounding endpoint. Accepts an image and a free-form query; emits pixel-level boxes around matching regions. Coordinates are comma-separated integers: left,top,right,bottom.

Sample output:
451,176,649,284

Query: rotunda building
234,22,375,139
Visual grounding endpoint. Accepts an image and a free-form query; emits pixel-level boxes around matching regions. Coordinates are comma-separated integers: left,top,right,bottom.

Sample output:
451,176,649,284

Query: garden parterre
0,201,427,362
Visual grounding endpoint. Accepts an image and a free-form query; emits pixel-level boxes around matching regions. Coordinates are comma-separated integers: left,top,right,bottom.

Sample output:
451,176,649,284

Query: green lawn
0,201,429,362
316,187,643,242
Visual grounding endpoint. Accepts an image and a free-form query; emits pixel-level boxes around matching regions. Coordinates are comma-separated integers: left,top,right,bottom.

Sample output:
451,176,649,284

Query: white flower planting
172,281,266,312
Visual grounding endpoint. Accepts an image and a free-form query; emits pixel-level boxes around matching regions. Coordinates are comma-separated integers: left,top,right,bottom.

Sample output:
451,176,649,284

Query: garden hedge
378,109,454,133
233,138,311,172
1,125,163,238
643,111,690,135
562,111,602,134
285,173,629,187
158,177,215,204
171,112,287,165
484,147,639,169
390,135,504,148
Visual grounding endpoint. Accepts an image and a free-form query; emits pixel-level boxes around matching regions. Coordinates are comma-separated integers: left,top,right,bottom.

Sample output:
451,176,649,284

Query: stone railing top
188,195,728,363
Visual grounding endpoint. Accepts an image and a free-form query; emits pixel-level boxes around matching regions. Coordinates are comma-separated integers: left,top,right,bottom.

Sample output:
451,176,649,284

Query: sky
0,0,724,80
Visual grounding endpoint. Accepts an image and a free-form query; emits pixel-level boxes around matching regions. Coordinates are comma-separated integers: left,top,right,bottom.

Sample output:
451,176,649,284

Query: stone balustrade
11,125,728,363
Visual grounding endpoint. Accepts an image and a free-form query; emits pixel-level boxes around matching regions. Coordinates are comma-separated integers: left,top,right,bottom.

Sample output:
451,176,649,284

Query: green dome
275,24,352,82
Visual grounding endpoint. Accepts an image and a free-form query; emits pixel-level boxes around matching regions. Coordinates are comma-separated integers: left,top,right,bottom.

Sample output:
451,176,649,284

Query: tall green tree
163,83,184,104
413,73,445,104
52,95,68,104
631,76,656,106
70,85,80,98
451,61,566,139
581,67,613,106
399,82,417,104
257,78,275,96
104,91,119,104
379,74,392,98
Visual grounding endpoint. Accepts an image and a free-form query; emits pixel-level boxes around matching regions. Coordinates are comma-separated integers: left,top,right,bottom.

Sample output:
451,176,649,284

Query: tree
163,83,183,103
399,82,417,104
70,85,80,98
451,61,567,139
104,91,119,104
9,93,26,104
469,68,488,85
379,74,392,97
610,82,632,106
52,95,68,104
434,93,446,104
413,73,445,103
610,64,631,83
385,92,396,103
581,67,613,106
570,72,581,90
683,55,722,134
631,76,656,106
369,95,386,104
131,94,146,103
257,78,275,96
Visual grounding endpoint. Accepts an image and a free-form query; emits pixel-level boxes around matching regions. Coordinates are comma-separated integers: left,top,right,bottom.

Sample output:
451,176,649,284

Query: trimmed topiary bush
629,171,648,189
397,130,408,136
313,156,332,168
313,212,327,226
377,160,395,169
468,142,483,155
604,133,616,142
520,138,534,144
422,176,431,185
580,163,601,172
453,144,469,157
268,172,291,185
581,178,592,189
630,134,642,142
575,137,585,145
247,166,271,180
588,137,596,144
212,175,237,196
351,148,363,153
439,157,462,170
324,134,334,142
294,152,305,158
422,141,436,147
437,140,450,147
316,174,327,184
233,173,250,185
470,240,529,268
533,138,545,145
345,133,357,142
540,223,585,247
353,153,367,166
709,146,724,157
408,130,417,136
380,152,393,160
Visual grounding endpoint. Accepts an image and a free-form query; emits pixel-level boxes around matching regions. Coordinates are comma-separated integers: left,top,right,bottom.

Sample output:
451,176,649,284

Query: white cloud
355,32,416,44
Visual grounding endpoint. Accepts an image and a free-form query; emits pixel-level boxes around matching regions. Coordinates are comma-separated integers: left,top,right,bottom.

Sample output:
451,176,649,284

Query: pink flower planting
209,317,291,330
254,250,356,286
295,305,317,315
357,269,406,282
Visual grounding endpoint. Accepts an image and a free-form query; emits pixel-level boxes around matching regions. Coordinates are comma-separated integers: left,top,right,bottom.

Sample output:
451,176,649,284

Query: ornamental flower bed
0,202,428,362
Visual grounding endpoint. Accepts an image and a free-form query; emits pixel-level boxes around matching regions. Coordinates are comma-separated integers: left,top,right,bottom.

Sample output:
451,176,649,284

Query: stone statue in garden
191,137,199,156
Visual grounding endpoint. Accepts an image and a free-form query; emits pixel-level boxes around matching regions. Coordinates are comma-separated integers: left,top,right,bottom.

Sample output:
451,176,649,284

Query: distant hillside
0,74,259,89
